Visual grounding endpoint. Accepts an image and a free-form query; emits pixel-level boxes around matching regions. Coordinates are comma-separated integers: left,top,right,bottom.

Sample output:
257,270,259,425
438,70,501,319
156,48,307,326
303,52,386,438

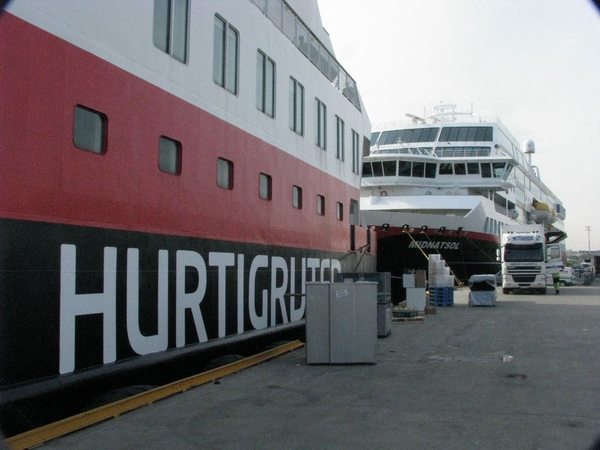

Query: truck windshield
504,243,544,262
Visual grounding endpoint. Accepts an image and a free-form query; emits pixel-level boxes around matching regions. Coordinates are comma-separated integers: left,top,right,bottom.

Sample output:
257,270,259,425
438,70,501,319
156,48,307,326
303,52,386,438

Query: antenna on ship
523,139,541,178
523,139,535,165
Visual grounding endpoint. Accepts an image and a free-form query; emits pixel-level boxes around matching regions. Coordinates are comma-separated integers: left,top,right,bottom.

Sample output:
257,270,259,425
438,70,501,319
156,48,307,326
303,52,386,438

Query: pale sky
318,0,600,252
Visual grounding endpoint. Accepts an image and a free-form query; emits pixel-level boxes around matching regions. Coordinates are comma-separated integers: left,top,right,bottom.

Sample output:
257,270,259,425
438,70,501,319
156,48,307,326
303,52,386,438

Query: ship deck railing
250,0,361,111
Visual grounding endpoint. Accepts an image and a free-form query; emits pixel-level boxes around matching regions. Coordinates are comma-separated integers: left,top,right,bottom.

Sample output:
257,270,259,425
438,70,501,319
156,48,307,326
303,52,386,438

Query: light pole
586,226,591,258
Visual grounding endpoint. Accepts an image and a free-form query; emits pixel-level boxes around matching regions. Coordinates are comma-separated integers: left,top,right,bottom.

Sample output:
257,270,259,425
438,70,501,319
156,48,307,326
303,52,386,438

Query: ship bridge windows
439,163,453,175
438,163,471,176
377,127,439,145
425,163,437,178
454,163,466,175
493,162,507,178
412,162,425,177
370,131,381,145
398,160,411,177
365,160,396,177
434,147,491,157
382,161,397,176
467,162,480,174
362,160,437,178
439,126,492,142
481,163,492,178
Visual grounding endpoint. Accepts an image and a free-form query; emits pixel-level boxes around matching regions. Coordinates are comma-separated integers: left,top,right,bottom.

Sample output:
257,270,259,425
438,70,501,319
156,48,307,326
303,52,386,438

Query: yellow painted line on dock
6,340,304,450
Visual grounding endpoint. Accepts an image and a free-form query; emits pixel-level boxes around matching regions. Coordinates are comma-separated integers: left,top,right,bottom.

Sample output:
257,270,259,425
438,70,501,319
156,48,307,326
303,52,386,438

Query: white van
559,267,575,286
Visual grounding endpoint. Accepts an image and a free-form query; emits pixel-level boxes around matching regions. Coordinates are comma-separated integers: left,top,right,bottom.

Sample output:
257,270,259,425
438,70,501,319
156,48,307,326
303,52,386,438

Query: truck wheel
540,288,547,295
502,288,510,295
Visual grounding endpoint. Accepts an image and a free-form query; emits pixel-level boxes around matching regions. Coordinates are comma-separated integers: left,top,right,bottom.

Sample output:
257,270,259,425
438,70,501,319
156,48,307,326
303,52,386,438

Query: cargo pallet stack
428,255,454,306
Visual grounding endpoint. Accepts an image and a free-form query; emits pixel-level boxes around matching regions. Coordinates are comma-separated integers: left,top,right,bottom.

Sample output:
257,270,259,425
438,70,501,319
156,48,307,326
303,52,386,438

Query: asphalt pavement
38,283,600,450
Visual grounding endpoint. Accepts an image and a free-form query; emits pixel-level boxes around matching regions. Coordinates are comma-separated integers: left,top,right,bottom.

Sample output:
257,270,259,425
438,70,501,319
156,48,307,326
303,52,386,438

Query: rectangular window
439,126,493,142
293,185,302,209
492,162,506,178
439,163,453,175
317,195,325,216
335,116,345,161
73,105,107,154
257,50,276,117
336,202,343,221
315,98,327,149
217,157,234,189
398,160,411,177
454,163,466,175
158,136,181,175
289,77,304,135
382,161,396,176
425,163,437,178
351,130,360,174
213,16,239,94
481,163,492,178
153,0,189,63
372,162,383,177
467,162,480,174
259,173,272,200
412,162,425,177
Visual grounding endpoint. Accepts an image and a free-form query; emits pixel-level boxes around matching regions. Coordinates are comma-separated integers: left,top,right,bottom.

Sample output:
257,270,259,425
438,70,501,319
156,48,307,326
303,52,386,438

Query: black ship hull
376,230,500,302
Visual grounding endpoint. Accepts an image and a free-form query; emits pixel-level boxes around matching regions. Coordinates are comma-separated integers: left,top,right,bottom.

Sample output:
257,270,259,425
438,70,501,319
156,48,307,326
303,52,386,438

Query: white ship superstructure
360,103,566,283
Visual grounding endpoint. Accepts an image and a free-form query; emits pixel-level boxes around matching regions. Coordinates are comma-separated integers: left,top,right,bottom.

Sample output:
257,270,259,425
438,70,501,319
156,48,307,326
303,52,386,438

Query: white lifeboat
531,201,556,224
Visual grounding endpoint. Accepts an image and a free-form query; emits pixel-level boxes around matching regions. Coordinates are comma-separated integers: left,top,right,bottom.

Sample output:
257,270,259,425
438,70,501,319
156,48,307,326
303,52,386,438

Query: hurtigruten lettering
59,244,339,374
408,241,460,250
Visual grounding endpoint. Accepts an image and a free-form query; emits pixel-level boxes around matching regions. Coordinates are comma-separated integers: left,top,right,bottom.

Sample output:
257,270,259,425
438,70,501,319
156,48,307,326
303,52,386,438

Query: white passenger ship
360,103,566,289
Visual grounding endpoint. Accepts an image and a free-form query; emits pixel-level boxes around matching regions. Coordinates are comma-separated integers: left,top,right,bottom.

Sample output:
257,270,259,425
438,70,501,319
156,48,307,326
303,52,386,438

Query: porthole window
259,173,272,200
317,195,325,216
158,136,181,175
217,157,234,189
293,185,302,209
73,105,107,154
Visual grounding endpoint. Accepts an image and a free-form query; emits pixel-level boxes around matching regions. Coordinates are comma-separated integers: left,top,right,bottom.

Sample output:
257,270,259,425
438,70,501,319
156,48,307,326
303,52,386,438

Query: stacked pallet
429,286,454,306
428,254,454,306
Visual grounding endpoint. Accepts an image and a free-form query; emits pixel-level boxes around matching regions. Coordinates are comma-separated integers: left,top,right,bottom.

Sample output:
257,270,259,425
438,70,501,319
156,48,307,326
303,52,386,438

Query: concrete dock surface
39,284,600,449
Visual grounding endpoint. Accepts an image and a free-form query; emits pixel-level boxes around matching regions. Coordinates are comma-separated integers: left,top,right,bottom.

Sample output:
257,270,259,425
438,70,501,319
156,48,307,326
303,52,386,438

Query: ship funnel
522,139,535,164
